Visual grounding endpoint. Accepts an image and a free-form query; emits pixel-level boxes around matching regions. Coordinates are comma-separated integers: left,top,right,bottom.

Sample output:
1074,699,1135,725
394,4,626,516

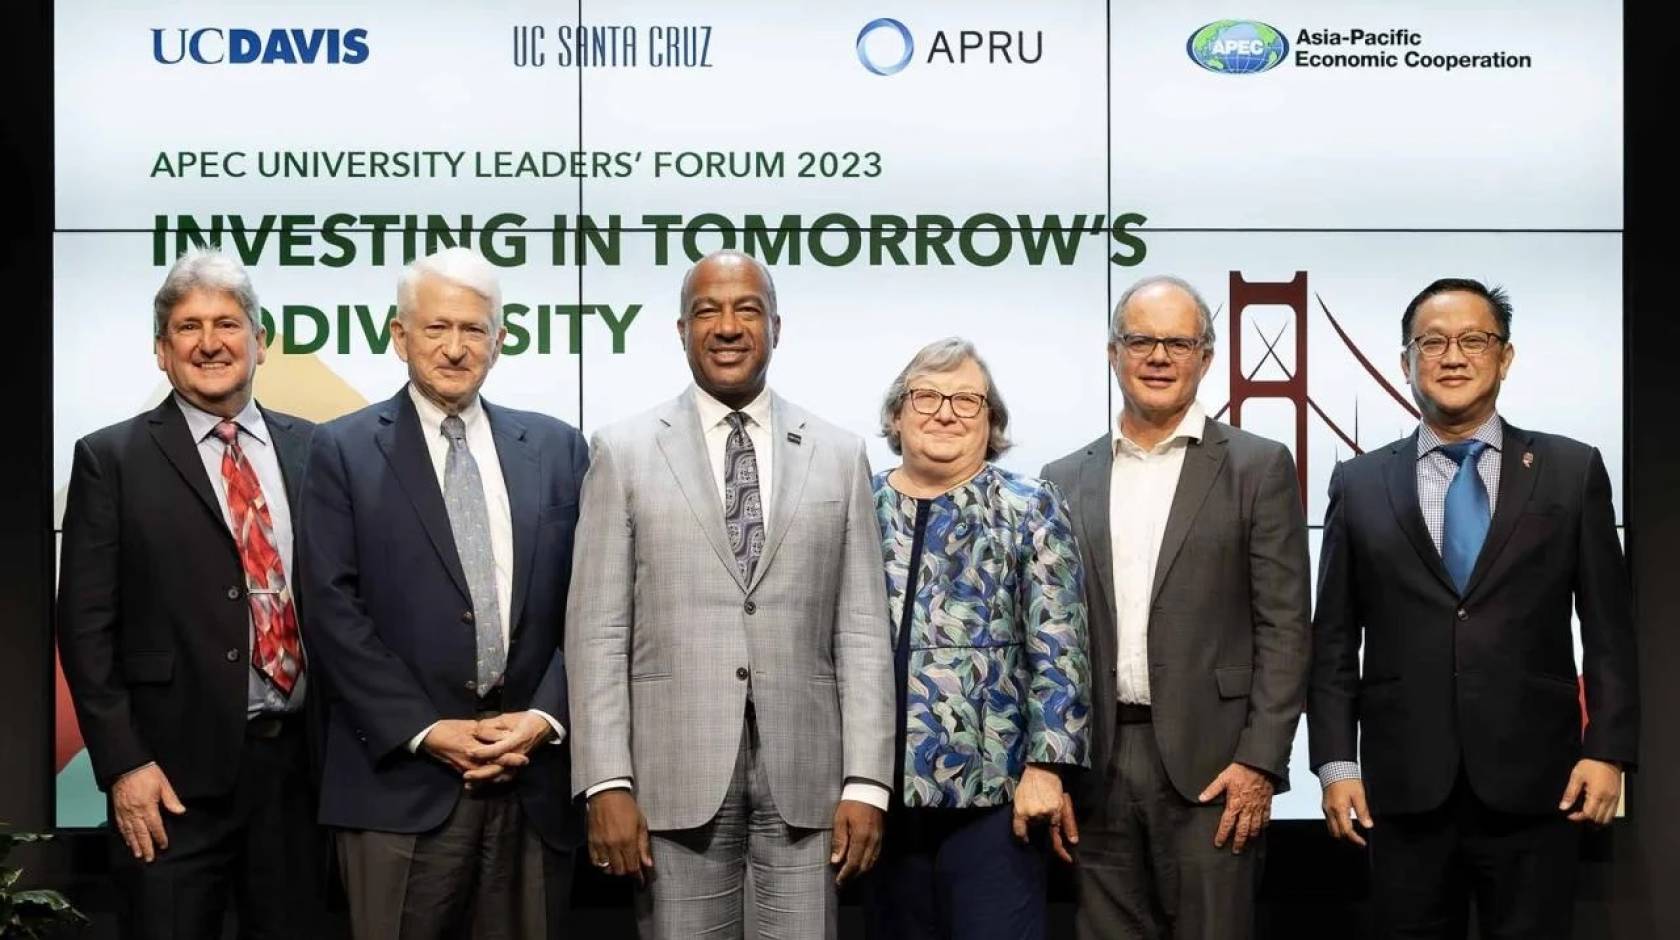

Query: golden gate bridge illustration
1215,271,1420,504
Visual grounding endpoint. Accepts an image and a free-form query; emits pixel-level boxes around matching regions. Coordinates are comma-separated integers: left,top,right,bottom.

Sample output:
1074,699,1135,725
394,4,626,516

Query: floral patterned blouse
873,463,1091,809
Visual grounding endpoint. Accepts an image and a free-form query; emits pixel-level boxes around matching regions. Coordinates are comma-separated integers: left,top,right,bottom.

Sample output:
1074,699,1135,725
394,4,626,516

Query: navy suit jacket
299,388,587,847
1309,422,1638,815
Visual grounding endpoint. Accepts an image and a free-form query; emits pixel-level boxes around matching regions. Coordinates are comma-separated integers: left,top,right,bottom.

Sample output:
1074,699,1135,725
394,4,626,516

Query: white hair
153,248,260,338
396,246,504,329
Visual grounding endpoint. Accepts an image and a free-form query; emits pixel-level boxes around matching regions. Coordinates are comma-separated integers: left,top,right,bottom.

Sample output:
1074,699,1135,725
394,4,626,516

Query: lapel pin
1522,452,1534,469
787,432,802,445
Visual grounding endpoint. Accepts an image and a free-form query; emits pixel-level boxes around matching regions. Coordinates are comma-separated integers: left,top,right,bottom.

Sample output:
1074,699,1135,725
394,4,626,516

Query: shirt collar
694,384,773,433
1113,401,1206,456
408,383,485,438
1416,412,1502,460
174,393,268,447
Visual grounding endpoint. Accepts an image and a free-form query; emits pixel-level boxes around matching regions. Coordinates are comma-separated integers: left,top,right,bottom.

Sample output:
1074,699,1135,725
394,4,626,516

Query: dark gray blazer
1043,418,1311,805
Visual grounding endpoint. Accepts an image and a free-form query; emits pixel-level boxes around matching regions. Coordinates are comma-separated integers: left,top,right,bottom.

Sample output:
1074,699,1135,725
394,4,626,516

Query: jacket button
1456,609,1468,622
736,667,749,681
462,611,475,624
1110,666,1119,677
465,680,477,692
226,586,242,600
743,600,757,615
225,649,239,663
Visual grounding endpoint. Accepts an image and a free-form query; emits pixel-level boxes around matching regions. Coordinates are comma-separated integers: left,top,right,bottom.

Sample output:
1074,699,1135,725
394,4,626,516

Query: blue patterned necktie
722,412,765,582
1439,439,1491,595
441,414,504,693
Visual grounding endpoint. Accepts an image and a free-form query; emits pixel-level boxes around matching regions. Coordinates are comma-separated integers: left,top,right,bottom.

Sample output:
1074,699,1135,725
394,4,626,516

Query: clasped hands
422,711,555,787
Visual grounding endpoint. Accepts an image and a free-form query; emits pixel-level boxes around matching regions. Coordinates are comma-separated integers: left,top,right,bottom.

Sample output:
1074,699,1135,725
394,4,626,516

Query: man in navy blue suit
300,247,587,938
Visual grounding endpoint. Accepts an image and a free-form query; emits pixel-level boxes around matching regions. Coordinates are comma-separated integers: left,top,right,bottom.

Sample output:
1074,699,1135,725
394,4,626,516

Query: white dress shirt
403,384,564,752
176,394,306,717
1110,401,1207,705
588,385,889,811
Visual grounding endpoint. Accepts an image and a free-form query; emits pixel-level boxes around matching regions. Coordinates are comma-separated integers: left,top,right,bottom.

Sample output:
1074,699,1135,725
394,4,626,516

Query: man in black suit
1309,278,1638,938
300,247,586,938
58,249,325,938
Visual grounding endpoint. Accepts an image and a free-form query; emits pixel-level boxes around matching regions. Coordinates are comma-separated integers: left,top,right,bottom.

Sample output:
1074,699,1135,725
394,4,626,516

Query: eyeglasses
1116,333,1204,361
906,388,987,419
1407,330,1505,359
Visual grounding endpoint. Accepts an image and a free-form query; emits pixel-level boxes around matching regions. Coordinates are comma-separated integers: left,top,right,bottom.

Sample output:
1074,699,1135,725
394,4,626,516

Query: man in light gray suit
1042,275,1311,940
565,250,895,939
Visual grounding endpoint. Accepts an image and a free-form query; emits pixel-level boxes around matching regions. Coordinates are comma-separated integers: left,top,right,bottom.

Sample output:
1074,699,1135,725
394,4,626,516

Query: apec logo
152,28,370,65
1187,20,1287,74
855,17,1042,76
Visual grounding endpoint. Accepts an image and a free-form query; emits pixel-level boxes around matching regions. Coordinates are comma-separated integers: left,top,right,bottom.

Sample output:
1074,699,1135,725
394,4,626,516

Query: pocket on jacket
121,650,174,684
1214,664,1252,699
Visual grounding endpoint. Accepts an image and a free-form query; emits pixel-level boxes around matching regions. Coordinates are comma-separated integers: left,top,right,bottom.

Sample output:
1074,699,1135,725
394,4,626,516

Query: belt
1117,703,1153,725
245,712,300,739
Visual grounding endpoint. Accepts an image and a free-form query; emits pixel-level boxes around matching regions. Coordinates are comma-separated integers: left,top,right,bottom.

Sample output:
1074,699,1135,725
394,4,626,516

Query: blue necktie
1439,440,1491,595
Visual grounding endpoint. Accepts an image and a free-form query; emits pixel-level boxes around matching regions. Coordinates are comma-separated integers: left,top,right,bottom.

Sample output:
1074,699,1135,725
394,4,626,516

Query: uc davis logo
856,18,913,76
1187,20,1287,74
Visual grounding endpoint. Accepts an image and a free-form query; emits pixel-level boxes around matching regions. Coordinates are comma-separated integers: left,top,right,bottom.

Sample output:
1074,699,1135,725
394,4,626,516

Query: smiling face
677,253,780,408
389,273,505,413
154,287,266,417
1109,281,1213,428
1401,289,1514,431
893,357,991,481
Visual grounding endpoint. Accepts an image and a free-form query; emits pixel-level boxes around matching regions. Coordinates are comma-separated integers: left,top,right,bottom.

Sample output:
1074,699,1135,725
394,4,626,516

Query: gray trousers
637,707,836,940
1075,715,1263,940
336,786,572,940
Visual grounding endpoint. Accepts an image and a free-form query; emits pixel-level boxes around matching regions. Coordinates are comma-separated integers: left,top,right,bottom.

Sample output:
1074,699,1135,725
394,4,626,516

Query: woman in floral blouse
863,337,1091,940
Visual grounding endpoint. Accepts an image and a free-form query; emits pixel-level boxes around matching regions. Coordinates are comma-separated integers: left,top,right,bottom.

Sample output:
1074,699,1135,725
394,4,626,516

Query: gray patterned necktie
441,414,504,692
722,412,765,582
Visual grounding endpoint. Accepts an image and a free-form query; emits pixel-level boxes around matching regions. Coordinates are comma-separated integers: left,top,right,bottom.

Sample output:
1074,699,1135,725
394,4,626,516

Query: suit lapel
1073,435,1117,625
374,389,472,604
260,405,309,510
1463,422,1539,598
656,390,747,592
488,402,539,635
145,397,231,541
1149,424,1229,604
748,396,812,594
1384,432,1457,595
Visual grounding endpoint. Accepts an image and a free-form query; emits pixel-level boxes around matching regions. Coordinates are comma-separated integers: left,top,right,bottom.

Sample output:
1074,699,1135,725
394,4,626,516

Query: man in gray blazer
1042,275,1312,940
566,250,895,939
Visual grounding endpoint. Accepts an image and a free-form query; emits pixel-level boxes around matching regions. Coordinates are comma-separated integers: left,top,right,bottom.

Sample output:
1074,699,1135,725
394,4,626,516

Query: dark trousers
335,784,572,940
1370,772,1580,939
863,803,1047,940
113,717,329,940
1075,712,1263,940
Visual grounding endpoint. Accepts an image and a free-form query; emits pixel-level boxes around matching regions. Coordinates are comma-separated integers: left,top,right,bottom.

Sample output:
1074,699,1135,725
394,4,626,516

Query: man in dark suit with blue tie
1309,278,1638,938
300,247,587,938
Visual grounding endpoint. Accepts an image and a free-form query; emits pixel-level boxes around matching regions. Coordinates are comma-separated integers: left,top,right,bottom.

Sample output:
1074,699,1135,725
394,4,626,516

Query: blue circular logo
856,18,914,76
1187,20,1288,75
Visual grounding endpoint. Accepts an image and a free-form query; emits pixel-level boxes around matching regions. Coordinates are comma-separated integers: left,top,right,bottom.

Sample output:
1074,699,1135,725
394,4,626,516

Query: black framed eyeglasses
1407,330,1506,359
1116,333,1204,361
906,388,988,419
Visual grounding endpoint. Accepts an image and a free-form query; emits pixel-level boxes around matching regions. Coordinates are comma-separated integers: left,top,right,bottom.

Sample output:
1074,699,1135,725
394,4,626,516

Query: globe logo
857,18,914,76
1187,20,1288,75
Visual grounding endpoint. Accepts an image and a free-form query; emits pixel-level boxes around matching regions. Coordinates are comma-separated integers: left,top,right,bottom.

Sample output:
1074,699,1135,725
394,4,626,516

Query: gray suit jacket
1042,419,1311,805
566,389,895,831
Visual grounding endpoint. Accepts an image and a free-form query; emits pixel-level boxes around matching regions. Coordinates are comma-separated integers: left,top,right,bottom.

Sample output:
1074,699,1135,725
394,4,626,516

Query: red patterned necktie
214,420,303,696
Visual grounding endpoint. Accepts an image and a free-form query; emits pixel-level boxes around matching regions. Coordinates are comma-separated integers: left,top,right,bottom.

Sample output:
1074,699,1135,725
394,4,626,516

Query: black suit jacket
299,388,587,848
1044,419,1312,806
1308,422,1638,815
57,397,315,796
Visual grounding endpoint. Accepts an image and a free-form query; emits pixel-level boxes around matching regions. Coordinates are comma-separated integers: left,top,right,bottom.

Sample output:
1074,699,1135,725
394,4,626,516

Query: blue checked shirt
1317,414,1504,789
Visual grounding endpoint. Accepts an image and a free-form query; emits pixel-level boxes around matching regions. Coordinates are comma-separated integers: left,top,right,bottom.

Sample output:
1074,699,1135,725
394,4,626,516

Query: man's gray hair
679,249,779,317
153,248,261,339
397,246,504,329
879,337,1012,461
1110,274,1217,346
